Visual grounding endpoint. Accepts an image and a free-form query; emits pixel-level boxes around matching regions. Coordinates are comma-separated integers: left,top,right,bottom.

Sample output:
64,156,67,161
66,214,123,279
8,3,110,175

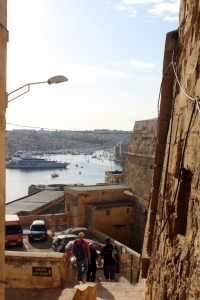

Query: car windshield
66,242,72,250
31,225,45,231
54,237,61,244
6,225,22,234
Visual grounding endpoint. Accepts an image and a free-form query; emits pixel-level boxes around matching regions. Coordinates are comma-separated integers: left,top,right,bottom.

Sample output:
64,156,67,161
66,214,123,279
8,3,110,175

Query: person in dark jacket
99,237,120,282
86,243,100,282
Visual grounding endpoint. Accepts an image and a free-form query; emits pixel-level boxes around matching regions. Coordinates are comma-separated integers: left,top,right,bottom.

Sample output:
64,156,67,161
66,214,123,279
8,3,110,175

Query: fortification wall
121,118,157,253
122,118,157,205
146,1,200,299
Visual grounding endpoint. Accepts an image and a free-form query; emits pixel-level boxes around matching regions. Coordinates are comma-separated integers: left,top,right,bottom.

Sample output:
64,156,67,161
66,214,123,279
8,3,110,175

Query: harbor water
6,152,123,203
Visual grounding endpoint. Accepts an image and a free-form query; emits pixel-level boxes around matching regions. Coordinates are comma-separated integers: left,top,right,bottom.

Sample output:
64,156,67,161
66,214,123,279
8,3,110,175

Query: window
126,207,130,214
106,210,110,216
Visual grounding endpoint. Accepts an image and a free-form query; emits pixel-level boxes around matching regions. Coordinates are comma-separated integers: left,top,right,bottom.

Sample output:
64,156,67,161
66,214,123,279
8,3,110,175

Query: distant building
105,170,122,184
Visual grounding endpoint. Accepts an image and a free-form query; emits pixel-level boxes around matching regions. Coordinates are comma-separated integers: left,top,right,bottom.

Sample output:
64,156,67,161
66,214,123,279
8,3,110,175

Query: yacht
6,154,70,169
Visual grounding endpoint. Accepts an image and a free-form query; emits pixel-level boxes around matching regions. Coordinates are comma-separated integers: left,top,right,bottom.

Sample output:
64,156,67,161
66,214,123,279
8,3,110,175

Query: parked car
28,220,47,242
52,234,78,252
63,227,93,239
65,239,104,262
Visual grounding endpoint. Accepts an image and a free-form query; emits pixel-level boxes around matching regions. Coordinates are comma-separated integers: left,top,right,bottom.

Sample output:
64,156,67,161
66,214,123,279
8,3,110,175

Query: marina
6,151,123,204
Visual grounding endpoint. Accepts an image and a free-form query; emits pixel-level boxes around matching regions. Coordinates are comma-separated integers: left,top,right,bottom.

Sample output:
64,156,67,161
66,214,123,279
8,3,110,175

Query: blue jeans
76,256,88,279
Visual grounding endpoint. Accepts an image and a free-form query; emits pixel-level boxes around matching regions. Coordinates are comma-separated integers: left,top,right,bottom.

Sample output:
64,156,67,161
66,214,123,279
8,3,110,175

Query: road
5,230,54,253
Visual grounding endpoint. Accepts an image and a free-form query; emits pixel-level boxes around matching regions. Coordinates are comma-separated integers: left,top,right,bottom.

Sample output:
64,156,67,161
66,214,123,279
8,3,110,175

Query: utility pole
0,0,8,299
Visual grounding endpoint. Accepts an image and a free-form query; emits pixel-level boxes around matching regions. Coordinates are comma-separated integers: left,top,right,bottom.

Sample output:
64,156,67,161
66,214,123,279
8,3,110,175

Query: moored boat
51,173,59,178
6,154,70,169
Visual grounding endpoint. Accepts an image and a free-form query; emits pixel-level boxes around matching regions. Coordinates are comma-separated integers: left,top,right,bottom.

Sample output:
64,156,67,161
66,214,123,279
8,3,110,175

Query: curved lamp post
7,75,68,103
124,191,148,216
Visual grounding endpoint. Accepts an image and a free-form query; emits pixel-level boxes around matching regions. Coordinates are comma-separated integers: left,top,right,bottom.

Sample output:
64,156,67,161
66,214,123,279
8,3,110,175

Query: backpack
112,244,119,263
74,240,85,261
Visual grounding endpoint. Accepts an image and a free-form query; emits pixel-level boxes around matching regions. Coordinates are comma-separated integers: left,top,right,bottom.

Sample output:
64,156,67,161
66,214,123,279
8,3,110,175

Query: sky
6,0,179,131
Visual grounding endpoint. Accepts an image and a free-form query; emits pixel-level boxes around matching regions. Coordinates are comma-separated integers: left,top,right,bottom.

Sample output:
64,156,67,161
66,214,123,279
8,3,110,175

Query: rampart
121,118,157,253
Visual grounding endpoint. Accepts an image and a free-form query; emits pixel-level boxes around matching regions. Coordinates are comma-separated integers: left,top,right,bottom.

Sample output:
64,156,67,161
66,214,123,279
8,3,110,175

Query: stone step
97,282,144,300
97,282,141,289
62,281,145,300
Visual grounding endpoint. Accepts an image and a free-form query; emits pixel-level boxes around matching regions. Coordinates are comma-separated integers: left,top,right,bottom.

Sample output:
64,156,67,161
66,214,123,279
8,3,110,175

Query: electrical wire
158,100,196,237
6,123,132,134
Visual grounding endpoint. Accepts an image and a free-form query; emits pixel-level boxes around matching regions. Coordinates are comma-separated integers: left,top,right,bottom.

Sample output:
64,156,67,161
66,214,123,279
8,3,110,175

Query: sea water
6,152,123,203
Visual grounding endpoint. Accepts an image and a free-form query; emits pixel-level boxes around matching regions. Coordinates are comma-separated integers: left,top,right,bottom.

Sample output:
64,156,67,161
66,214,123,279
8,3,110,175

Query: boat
51,173,59,178
6,154,70,169
75,164,78,167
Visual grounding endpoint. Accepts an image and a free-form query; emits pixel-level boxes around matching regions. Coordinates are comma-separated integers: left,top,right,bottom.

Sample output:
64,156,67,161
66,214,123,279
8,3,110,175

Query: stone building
105,170,122,184
143,1,200,299
86,199,135,245
113,142,129,161
64,184,143,246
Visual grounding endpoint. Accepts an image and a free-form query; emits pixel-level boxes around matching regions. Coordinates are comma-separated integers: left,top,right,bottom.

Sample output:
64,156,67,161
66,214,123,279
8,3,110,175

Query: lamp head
47,75,68,85
124,191,134,197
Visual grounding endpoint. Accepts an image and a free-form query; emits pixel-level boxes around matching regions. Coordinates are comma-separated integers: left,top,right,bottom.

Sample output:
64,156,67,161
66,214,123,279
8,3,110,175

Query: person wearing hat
86,243,100,282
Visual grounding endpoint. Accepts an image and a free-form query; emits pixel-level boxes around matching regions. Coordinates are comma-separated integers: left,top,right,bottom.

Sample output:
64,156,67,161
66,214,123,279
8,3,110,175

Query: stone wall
122,118,157,205
145,1,200,299
19,213,68,228
121,118,157,253
91,204,135,245
5,251,77,289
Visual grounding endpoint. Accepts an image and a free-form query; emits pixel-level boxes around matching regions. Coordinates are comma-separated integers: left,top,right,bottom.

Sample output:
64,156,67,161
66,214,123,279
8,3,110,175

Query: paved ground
97,282,144,300
6,282,145,300
5,229,55,253
5,288,64,300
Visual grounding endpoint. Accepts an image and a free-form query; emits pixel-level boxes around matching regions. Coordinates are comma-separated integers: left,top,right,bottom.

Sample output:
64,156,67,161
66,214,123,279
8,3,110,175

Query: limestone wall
19,213,68,228
92,205,135,245
122,118,157,205
5,251,77,289
121,118,157,253
146,1,200,299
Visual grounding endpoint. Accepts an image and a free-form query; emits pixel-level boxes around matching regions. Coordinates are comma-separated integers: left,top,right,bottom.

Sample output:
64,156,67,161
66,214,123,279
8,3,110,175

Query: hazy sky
6,0,179,131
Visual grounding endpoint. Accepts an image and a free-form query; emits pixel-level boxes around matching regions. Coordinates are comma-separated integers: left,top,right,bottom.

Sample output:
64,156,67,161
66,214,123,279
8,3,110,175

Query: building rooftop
106,171,122,175
88,199,135,208
6,190,64,215
65,184,129,192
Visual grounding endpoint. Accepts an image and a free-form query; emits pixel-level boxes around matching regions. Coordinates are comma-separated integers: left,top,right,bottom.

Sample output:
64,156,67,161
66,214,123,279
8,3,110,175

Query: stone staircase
97,282,144,300
6,280,145,300
61,280,145,300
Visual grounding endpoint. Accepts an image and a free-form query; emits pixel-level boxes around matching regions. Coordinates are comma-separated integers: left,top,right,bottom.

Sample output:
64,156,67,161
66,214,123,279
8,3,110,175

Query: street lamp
7,75,68,104
124,191,148,216
124,191,134,197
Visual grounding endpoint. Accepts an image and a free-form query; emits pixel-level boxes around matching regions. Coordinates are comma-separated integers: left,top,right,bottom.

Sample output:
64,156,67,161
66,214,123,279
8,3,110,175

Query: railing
119,249,140,284
92,228,141,284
